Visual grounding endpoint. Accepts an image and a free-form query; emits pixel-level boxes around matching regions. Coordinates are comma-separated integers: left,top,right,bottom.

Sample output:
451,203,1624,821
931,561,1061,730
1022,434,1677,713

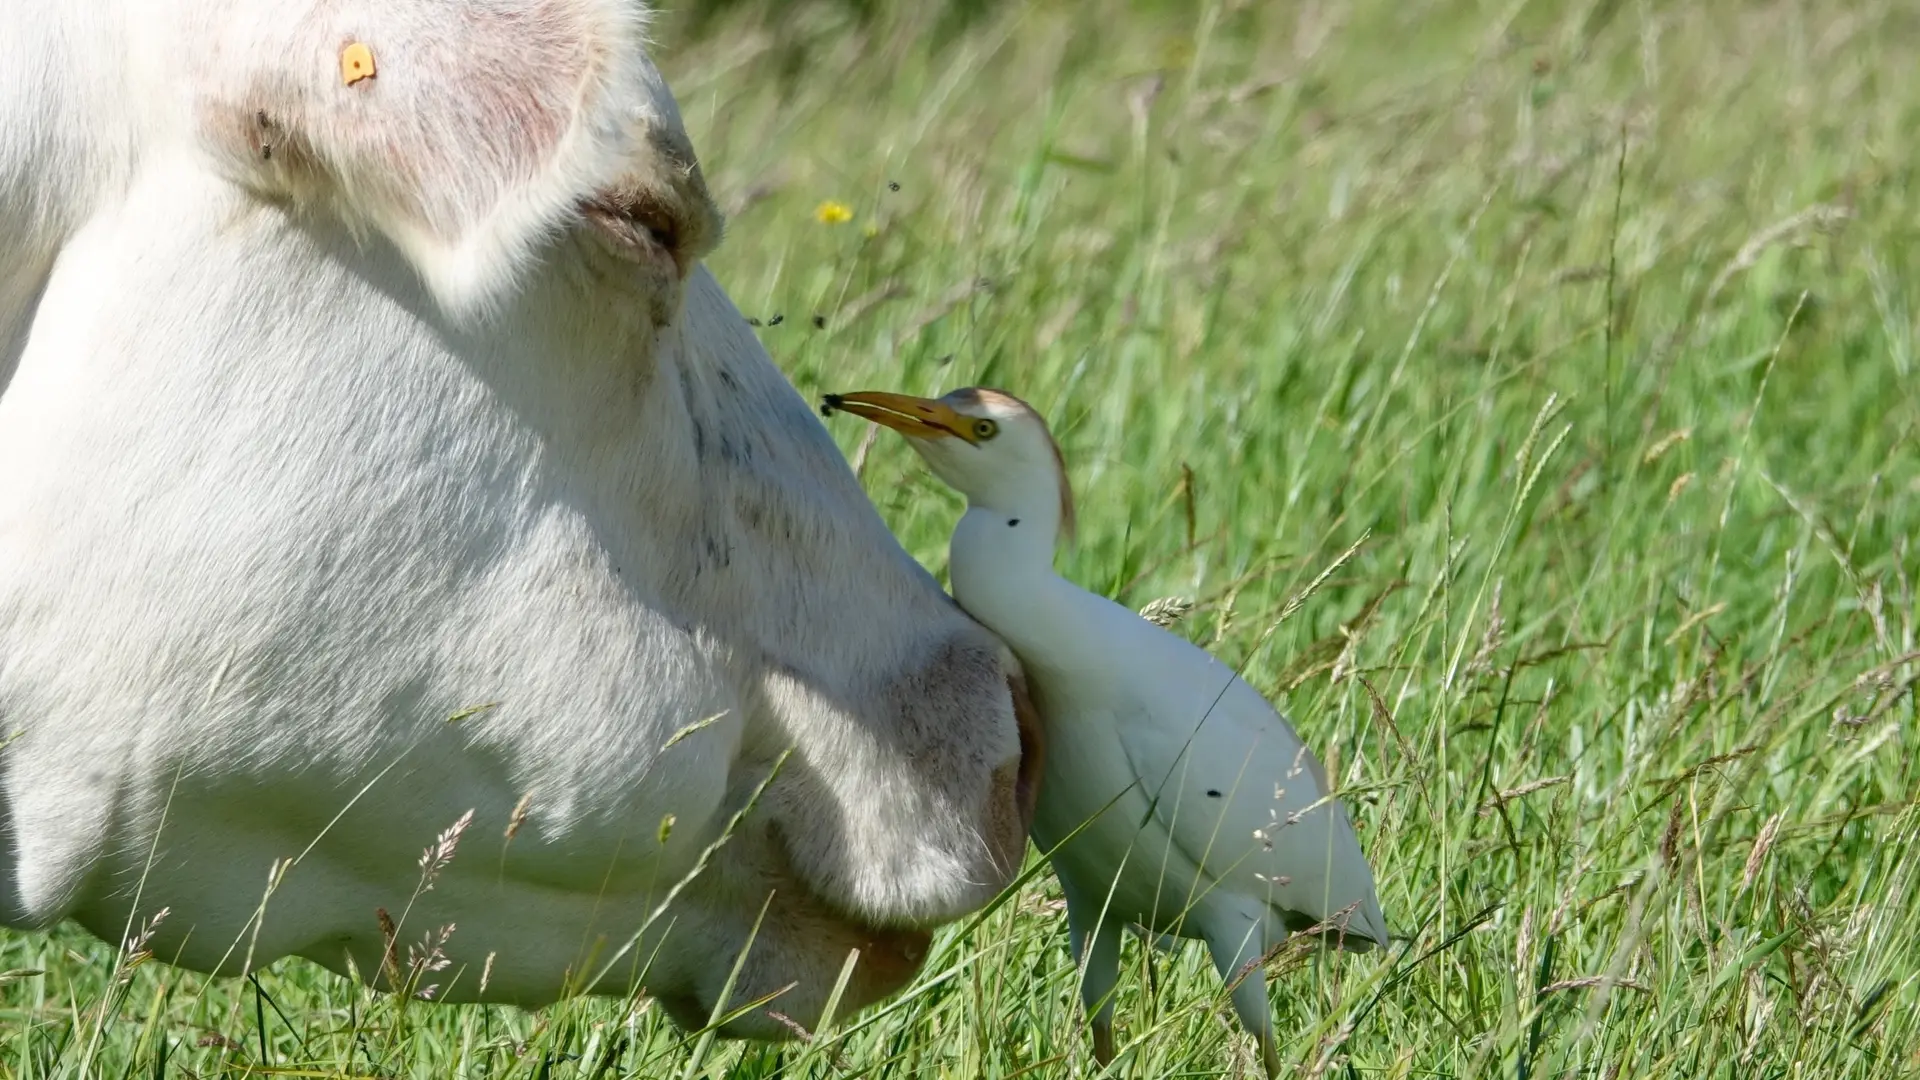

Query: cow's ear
194,0,712,323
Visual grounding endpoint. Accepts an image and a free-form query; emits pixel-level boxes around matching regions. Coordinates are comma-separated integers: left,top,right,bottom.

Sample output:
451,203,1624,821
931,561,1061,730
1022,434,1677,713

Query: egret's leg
1131,924,1185,998
1063,892,1123,1069
1203,920,1280,1080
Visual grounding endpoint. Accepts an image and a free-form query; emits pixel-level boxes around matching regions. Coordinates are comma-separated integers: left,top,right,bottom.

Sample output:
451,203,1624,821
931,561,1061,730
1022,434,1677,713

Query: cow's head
0,0,1040,1036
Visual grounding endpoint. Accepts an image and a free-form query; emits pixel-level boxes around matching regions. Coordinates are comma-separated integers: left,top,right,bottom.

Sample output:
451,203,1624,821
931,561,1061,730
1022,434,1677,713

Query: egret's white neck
946,495,1077,661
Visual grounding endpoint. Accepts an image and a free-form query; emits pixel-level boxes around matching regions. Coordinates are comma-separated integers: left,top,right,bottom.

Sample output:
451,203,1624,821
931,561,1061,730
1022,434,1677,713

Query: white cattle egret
824,387,1390,1076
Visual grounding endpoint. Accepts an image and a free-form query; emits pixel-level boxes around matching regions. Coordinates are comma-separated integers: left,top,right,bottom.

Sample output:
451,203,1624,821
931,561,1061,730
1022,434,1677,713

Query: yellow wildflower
814,200,854,225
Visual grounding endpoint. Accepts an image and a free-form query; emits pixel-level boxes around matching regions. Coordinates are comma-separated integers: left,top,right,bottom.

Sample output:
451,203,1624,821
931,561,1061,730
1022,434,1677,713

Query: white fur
0,0,1034,1039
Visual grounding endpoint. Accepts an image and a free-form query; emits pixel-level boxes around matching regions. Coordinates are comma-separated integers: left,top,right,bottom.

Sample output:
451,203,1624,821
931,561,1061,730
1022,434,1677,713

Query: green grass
7,0,1918,1076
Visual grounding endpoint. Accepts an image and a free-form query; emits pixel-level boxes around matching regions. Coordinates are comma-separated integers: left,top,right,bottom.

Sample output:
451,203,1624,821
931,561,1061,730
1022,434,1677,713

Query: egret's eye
972,418,999,441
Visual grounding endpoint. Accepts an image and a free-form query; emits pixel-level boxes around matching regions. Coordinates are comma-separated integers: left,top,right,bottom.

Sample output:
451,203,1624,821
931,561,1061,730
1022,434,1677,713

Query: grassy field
6,0,1918,1076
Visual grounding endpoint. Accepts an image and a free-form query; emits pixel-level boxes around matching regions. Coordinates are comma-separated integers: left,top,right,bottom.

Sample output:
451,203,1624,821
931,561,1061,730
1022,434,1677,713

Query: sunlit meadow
4,1,1916,1076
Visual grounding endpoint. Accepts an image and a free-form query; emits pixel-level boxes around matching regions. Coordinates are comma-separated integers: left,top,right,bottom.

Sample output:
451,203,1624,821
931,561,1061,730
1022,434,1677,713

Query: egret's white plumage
825,387,1390,1076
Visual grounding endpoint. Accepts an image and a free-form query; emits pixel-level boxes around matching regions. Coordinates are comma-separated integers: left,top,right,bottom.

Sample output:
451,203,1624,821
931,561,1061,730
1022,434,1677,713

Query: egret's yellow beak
822,390,973,442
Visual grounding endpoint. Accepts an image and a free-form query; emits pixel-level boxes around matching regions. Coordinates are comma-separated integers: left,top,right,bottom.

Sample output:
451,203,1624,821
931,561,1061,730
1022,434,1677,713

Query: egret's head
823,387,1075,540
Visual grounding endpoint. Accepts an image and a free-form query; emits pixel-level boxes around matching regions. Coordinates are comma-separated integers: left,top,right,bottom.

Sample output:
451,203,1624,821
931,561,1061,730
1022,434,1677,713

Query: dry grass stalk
1138,595,1195,627
505,792,534,842
1742,811,1785,892
376,907,402,991
1706,203,1851,302
1478,775,1570,816
418,808,475,892
1539,975,1651,995
116,907,169,985
406,923,457,1000
1659,797,1687,867
1466,581,1505,679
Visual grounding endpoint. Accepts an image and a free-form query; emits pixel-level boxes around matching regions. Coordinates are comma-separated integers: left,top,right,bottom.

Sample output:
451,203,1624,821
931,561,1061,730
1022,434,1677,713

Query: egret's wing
1112,653,1387,947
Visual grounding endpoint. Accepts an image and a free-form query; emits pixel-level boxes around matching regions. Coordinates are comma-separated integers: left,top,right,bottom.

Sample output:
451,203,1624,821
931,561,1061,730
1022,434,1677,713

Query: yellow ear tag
340,41,376,85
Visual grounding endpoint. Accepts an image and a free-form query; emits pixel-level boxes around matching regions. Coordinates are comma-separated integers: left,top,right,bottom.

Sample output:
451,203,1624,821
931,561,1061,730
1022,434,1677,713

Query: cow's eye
972,419,999,440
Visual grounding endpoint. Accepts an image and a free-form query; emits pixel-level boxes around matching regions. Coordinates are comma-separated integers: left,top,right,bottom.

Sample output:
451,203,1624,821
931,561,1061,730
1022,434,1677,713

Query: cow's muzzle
580,133,724,283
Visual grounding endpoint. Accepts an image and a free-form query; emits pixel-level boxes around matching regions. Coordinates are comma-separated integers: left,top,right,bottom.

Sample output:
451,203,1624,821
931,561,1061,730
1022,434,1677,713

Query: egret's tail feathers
1272,889,1391,955
1342,893,1392,953
1316,805,1391,952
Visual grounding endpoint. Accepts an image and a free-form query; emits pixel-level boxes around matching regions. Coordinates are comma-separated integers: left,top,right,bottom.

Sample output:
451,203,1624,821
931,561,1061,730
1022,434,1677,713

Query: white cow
0,0,1041,1038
